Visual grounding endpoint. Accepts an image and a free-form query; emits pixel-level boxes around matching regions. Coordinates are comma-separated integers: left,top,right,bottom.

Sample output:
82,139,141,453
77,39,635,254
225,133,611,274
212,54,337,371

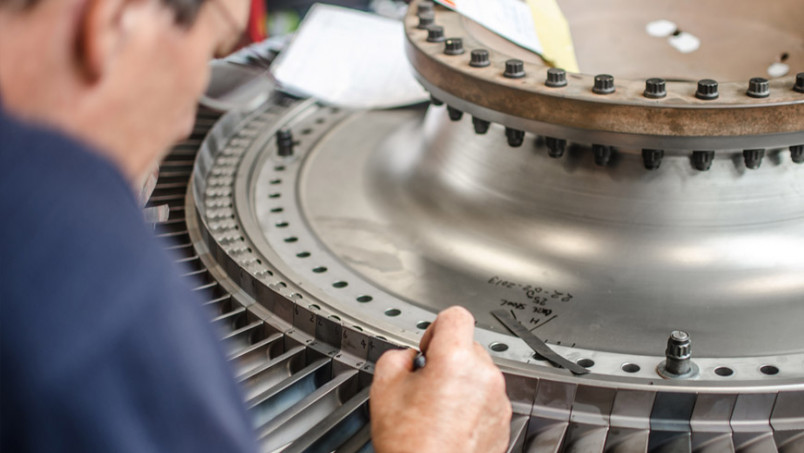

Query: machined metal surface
175,1,804,450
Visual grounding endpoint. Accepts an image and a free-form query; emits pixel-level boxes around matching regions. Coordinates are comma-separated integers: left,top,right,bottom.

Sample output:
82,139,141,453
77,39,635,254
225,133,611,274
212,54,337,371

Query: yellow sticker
526,0,579,73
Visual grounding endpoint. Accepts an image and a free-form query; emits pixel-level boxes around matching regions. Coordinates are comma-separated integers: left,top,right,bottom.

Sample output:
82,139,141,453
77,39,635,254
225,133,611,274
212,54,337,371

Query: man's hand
370,306,512,453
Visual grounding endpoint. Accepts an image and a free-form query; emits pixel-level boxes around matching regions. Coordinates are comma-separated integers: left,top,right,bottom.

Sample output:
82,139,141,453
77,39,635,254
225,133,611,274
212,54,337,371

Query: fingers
373,348,418,387
419,306,476,358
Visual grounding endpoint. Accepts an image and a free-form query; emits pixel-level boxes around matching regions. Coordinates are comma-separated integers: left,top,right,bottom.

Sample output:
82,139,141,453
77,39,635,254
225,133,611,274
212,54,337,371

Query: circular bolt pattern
642,149,664,170
469,49,490,68
692,150,715,171
696,79,719,100
743,149,765,169
545,137,566,158
472,116,490,134
417,12,435,29
545,68,567,88
593,74,615,94
795,73,804,93
593,144,612,166
446,105,463,121
506,128,525,147
791,145,804,163
426,25,445,42
503,59,526,79
746,77,770,98
444,38,464,55
644,78,667,99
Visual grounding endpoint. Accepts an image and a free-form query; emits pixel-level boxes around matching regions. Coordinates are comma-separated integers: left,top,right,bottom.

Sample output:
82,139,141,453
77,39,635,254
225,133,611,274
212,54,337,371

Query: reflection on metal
164,1,804,451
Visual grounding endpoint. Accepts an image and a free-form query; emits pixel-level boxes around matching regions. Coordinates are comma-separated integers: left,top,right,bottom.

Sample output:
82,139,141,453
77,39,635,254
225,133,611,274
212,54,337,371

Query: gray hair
0,0,208,25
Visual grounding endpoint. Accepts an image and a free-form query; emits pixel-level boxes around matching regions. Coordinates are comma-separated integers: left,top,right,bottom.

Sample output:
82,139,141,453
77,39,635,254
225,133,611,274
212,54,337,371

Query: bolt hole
760,365,779,375
274,165,285,171
577,358,595,368
780,52,789,62
356,295,373,303
296,252,311,258
715,366,734,377
312,266,327,273
416,321,432,330
284,237,298,243
332,281,348,289
275,222,289,228
384,308,401,317
672,28,682,37
278,282,287,288
316,118,325,124
309,304,320,311
329,315,341,322
270,179,282,185
269,193,281,199
353,325,363,332
301,128,313,135
621,363,640,373
489,342,509,352
270,207,284,213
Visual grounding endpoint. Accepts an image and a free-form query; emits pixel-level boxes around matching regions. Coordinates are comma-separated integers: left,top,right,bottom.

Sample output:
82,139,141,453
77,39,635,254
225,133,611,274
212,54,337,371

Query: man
0,0,511,451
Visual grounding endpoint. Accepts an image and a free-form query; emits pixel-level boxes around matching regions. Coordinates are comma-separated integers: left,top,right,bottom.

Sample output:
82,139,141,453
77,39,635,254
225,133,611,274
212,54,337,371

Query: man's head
0,0,249,185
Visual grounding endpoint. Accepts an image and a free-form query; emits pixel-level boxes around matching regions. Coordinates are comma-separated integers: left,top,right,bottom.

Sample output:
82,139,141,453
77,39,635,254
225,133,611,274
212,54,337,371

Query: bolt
430,95,444,106
644,78,667,99
746,77,770,98
691,150,715,171
743,149,765,169
444,38,464,55
472,117,490,134
505,128,524,147
664,330,692,376
593,74,615,94
417,12,435,29
276,129,294,157
642,149,664,170
504,59,525,79
791,145,804,163
446,105,463,121
696,79,719,100
469,49,490,68
593,144,612,166
545,68,567,88
795,73,804,93
426,25,445,42
545,137,566,158
417,0,434,15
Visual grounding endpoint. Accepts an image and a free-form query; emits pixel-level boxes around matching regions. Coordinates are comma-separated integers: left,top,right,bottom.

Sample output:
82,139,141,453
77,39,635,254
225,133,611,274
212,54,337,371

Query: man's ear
74,0,130,82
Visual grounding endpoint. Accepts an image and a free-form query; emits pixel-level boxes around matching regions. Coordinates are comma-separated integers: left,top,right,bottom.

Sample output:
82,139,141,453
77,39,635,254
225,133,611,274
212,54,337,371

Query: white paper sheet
434,0,543,55
271,4,429,109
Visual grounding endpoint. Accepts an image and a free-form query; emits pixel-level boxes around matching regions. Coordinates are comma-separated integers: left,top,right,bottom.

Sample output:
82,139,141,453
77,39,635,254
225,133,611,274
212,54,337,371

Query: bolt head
795,73,804,93
444,38,464,55
426,25,445,42
416,12,435,29
696,79,719,100
644,78,667,99
593,74,615,94
469,49,490,68
545,68,567,87
747,77,770,98
503,59,525,79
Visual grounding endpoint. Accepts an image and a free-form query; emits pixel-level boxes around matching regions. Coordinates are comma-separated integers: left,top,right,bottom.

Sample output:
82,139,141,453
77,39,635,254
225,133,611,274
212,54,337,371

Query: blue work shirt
0,107,259,453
